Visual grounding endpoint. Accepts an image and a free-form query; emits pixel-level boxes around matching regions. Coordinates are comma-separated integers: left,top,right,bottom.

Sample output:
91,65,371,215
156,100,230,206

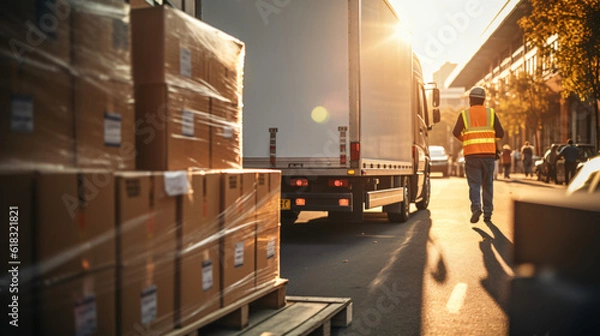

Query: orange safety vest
460,106,496,156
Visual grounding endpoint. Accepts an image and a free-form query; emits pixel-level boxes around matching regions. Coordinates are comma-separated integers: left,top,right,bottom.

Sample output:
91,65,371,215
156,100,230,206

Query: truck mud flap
365,187,404,209
281,192,353,212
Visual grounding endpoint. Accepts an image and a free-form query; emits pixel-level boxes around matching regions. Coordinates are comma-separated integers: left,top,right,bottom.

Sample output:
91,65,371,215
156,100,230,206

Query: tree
519,0,600,148
486,73,559,154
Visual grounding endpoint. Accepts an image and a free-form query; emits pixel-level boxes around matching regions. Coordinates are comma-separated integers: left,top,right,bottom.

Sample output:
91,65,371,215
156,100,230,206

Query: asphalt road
279,174,566,336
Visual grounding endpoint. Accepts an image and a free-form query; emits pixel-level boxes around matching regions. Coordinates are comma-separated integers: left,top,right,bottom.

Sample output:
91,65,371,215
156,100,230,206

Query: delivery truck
202,0,440,223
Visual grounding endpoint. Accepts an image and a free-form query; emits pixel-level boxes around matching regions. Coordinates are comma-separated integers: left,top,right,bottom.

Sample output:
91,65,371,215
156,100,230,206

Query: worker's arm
452,114,464,141
494,114,505,140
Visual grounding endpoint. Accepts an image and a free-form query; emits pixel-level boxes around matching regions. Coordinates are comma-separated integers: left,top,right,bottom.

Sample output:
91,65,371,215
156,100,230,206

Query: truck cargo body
202,0,438,222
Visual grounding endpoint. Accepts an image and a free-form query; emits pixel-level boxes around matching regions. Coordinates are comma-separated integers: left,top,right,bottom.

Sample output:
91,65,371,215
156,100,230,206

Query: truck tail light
290,178,308,187
328,179,349,187
295,198,306,206
339,199,350,207
351,142,360,161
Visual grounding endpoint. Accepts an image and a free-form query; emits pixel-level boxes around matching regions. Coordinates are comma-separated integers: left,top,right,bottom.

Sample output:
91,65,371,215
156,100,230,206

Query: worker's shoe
470,209,482,223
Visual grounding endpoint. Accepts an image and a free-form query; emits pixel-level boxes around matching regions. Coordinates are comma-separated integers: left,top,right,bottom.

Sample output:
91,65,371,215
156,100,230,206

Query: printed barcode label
11,95,34,133
234,242,244,268
141,285,157,325
202,260,213,291
180,47,192,77
104,113,122,147
74,295,97,336
267,236,276,259
182,110,194,137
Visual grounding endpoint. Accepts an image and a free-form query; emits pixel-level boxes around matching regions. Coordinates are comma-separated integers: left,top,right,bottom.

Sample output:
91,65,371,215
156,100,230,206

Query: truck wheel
416,173,430,210
281,210,299,225
387,177,410,223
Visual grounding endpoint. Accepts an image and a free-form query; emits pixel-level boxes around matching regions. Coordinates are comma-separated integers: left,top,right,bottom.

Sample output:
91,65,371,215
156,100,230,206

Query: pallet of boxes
0,2,285,335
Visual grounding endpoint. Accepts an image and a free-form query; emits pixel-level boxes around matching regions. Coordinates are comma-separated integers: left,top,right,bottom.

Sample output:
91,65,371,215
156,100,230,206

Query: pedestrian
453,86,504,223
521,141,534,178
557,139,579,184
501,144,512,179
548,145,559,182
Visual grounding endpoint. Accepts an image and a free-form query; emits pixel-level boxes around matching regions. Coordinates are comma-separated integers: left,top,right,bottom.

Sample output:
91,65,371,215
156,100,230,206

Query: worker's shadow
472,220,515,313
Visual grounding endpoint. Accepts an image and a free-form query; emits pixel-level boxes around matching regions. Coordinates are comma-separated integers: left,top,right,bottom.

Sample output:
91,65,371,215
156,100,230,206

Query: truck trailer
202,0,440,223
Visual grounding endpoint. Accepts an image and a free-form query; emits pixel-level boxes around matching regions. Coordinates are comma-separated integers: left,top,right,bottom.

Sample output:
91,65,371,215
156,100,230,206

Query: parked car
451,150,465,177
566,155,600,195
536,143,596,184
429,145,449,177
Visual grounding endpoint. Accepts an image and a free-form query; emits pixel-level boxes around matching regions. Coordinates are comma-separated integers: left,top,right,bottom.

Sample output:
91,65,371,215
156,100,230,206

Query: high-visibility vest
461,106,496,156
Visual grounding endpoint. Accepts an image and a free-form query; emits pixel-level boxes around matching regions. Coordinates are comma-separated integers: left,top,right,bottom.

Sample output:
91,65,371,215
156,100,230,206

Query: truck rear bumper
281,192,353,212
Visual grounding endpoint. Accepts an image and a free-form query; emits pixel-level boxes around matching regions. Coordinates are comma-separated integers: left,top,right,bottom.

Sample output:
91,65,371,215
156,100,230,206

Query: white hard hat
469,86,486,99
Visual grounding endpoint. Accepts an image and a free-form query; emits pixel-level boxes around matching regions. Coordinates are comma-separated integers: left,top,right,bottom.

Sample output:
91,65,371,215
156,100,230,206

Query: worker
453,86,505,224
557,139,579,184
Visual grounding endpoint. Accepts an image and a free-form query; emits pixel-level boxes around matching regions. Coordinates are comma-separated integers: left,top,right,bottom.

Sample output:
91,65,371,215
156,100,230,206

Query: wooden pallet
166,279,289,336
197,296,353,336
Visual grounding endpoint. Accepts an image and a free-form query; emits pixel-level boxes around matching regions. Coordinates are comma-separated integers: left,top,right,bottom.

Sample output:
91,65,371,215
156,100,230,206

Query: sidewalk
494,173,567,189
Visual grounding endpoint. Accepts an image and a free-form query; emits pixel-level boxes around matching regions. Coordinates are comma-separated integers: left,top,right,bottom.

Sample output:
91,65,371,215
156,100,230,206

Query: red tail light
290,178,309,187
328,179,349,187
339,199,350,207
295,198,306,206
351,142,360,161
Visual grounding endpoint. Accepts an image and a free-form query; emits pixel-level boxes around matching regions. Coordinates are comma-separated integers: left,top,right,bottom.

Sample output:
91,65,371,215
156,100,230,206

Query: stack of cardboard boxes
1,2,281,336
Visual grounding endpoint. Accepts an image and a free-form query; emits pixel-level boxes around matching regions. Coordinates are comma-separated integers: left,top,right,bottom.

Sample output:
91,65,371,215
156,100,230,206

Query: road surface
280,174,566,336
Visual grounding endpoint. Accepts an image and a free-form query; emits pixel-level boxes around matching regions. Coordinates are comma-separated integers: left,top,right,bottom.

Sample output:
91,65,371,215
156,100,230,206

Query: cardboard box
115,172,177,264
0,56,74,168
0,171,115,335
211,99,242,169
222,223,255,306
71,1,132,82
74,77,135,170
135,85,210,171
0,171,115,279
116,172,179,334
221,171,256,306
180,171,222,326
40,268,117,336
119,255,176,335
131,6,209,87
256,170,281,231
0,1,71,66
208,57,243,107
256,226,280,289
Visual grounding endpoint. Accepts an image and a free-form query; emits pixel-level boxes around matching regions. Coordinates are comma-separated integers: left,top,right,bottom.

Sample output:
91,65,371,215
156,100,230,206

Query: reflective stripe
463,138,496,146
464,128,495,133
461,110,469,129
489,108,495,128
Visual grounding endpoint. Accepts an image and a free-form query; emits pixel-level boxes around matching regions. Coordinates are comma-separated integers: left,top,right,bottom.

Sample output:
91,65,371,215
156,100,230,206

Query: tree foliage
486,72,559,151
519,0,600,102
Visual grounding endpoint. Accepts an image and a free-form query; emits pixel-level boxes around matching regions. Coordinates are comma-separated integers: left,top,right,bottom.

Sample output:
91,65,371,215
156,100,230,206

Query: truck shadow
472,221,515,313
279,210,433,335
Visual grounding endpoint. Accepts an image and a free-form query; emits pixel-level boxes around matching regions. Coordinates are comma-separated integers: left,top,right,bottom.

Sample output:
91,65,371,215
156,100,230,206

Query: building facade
446,0,598,154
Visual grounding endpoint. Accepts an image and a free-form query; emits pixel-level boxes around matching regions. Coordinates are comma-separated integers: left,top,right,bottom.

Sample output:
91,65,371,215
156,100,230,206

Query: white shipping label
11,95,34,133
180,47,192,77
164,171,191,196
234,242,244,268
222,126,234,139
141,285,157,325
181,110,194,137
202,260,213,291
104,113,122,147
267,236,276,259
74,295,97,336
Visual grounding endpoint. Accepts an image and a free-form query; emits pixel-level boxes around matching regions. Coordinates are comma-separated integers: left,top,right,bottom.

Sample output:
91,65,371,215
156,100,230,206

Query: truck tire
416,172,430,210
387,177,410,223
281,210,299,225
